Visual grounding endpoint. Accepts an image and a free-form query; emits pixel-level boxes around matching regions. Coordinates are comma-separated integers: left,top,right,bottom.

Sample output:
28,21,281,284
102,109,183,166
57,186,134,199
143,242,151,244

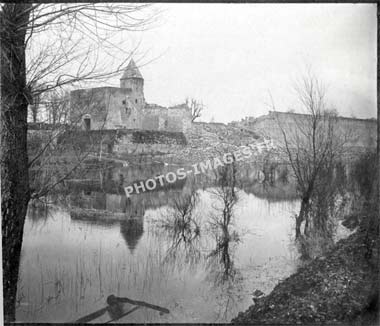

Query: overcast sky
110,4,377,123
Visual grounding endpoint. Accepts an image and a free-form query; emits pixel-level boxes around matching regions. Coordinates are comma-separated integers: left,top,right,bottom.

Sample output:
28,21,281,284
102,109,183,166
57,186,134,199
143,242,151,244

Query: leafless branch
186,98,204,122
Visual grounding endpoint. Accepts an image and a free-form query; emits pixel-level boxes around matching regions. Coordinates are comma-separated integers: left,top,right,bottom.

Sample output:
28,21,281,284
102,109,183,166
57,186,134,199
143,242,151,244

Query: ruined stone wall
58,129,187,160
141,114,160,130
70,87,142,130
71,86,192,133
141,104,192,133
335,118,377,148
107,88,142,129
114,129,186,155
70,88,109,130
250,111,377,149
167,105,192,132
105,88,124,129
141,107,166,130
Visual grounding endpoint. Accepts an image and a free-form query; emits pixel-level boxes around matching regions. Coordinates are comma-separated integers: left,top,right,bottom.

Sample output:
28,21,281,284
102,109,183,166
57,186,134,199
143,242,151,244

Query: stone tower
120,59,145,107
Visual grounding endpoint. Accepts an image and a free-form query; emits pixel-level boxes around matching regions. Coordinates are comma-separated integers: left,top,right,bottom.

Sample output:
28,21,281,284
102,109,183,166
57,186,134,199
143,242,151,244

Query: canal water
15,164,346,323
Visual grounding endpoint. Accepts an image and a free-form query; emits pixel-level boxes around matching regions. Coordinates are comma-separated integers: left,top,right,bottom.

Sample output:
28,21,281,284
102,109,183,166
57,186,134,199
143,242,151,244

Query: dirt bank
232,229,379,324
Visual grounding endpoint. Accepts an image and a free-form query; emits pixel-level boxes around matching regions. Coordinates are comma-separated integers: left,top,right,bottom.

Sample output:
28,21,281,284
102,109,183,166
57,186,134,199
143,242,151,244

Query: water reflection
17,163,310,323
156,190,203,267
120,219,144,254
207,163,240,284
27,203,50,225
206,226,244,321
208,231,240,285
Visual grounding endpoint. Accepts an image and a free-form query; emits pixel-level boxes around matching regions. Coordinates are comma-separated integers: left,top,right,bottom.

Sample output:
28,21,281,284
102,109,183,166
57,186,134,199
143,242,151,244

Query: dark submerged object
74,294,170,323
107,294,170,314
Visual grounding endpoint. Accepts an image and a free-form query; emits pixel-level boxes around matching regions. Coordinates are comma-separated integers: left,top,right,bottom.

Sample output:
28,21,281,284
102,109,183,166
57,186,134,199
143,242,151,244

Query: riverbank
232,227,379,324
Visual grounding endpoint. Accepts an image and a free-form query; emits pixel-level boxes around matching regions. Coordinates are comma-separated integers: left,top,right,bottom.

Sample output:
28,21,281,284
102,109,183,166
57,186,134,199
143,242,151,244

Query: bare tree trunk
1,4,32,322
377,6,380,226
304,213,310,237
296,197,310,239
31,104,38,123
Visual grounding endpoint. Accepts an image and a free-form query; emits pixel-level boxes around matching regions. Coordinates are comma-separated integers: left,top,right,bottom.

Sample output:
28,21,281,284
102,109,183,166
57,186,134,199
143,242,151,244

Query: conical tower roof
121,59,143,80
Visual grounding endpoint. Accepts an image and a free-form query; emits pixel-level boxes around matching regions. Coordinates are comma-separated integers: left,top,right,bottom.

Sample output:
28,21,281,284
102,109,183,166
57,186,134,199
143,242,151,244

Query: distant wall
141,104,192,133
250,111,377,149
141,107,166,131
167,105,192,132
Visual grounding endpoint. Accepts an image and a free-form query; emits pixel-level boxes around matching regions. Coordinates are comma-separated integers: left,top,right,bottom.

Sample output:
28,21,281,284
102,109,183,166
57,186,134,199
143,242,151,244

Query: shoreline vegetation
232,224,379,325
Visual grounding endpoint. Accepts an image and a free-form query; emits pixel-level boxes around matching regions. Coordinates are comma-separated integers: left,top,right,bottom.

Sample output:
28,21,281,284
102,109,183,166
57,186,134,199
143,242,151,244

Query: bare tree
28,91,41,123
186,98,204,122
1,3,157,321
28,90,112,201
377,78,380,237
270,73,350,240
43,90,70,125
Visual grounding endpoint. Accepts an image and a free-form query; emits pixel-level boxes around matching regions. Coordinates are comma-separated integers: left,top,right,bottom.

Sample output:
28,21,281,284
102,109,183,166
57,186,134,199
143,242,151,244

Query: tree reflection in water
158,189,203,266
207,160,239,275
27,201,51,226
205,210,244,321
206,162,245,321
140,162,247,320
207,240,244,321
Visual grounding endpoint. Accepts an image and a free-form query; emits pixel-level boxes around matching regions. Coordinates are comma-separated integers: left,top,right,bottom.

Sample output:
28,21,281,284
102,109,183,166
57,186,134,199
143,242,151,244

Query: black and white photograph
1,2,379,324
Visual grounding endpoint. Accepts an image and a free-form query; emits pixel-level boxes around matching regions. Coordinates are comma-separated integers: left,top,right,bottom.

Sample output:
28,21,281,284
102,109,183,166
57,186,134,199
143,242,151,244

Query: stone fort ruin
70,59,192,133
250,111,377,150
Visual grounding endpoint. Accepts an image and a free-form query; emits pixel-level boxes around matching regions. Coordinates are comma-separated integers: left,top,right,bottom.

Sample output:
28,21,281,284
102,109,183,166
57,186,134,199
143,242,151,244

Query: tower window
122,100,126,105
135,99,138,104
